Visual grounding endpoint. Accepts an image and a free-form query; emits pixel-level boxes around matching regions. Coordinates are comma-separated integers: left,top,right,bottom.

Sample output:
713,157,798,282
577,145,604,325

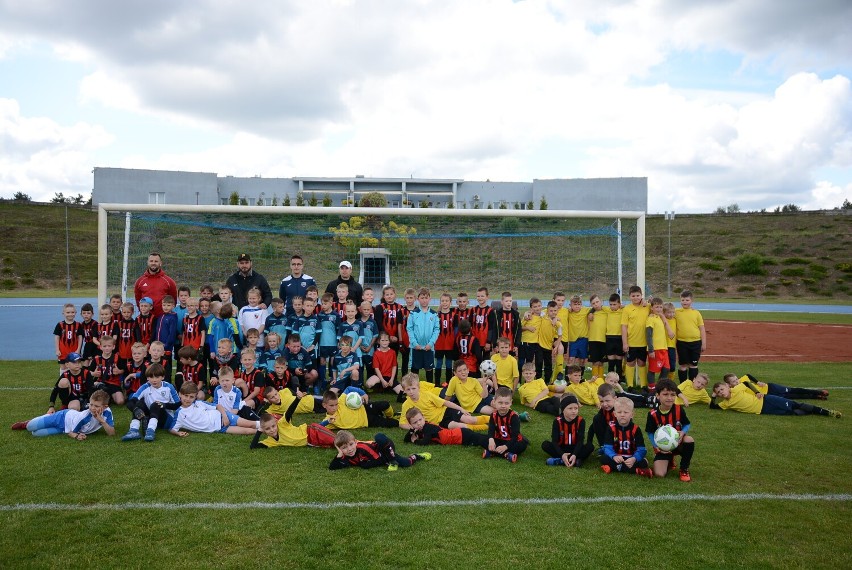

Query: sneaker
143,428,156,442
546,457,564,467
121,429,141,441
387,463,399,472
518,411,531,423
829,409,842,419
416,452,432,462
601,465,612,474
11,421,28,430
482,449,492,459
635,467,653,478
679,469,692,482
505,452,518,463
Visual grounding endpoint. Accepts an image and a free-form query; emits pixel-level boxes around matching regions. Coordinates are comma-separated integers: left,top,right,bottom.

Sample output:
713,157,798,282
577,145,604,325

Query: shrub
809,264,828,276
699,262,723,271
762,290,779,296
499,217,519,233
780,268,805,277
737,285,755,292
714,287,726,293
729,254,768,276
782,257,809,265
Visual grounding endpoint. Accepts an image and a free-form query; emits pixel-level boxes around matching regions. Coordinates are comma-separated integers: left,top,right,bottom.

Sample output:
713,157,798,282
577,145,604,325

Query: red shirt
134,269,177,318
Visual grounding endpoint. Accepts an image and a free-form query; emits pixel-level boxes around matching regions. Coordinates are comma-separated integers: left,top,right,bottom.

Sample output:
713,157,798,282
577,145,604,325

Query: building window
148,192,166,204
220,198,228,205
390,201,400,207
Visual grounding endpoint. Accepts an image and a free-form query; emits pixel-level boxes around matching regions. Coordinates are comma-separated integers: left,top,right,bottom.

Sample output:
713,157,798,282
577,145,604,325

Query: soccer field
1,360,850,568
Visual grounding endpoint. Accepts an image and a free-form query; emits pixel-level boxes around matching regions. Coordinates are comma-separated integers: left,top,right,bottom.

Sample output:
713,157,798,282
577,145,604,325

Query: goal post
98,204,645,307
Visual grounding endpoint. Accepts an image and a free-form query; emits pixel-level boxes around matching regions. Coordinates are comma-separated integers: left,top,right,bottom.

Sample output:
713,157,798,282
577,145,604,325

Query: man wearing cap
227,253,273,309
134,252,178,318
324,260,363,306
279,254,317,315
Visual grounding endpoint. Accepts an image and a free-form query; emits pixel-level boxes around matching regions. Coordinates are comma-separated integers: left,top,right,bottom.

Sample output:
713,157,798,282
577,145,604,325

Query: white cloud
802,180,851,210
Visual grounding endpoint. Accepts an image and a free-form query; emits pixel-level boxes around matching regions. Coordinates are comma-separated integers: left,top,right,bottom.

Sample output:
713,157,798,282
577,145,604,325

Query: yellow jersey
566,381,600,407
646,314,667,351
324,401,369,429
567,308,591,341
445,375,484,412
588,309,607,342
521,312,541,344
518,378,549,407
259,416,309,447
621,303,650,347
605,306,623,336
666,317,677,348
266,389,317,416
675,307,704,342
676,379,711,405
556,307,570,341
716,386,763,415
491,353,519,389
538,315,560,349
401,390,447,425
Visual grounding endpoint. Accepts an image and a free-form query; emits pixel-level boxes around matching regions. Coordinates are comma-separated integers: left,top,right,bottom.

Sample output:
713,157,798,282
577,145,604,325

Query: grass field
1,360,850,568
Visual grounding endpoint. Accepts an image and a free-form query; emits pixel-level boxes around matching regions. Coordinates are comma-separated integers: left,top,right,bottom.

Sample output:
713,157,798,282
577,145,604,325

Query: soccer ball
553,378,568,387
654,425,680,452
344,392,363,410
479,360,497,377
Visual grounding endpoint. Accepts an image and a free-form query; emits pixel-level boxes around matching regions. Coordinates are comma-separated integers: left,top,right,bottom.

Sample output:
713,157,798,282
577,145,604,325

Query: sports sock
129,419,140,430
679,440,695,470
467,423,488,432
476,415,490,425
425,369,434,384
607,360,616,373
678,368,688,381
688,367,698,380
638,364,647,388
57,387,70,405
147,418,159,431
624,364,636,388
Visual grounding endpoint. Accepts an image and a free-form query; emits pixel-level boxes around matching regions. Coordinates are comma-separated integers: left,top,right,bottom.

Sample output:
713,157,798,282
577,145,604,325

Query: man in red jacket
133,252,178,318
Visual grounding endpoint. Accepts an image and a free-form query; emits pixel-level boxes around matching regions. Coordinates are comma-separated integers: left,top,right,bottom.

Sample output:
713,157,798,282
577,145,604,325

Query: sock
147,418,159,431
255,420,261,429
434,368,441,384
383,405,394,418
129,419,140,430
425,369,434,384
679,441,695,470
615,360,623,377
688,367,698,380
638,364,647,388
647,372,656,389
57,387,70,405
476,415,490,425
667,369,676,380
678,368,688,381
468,423,488,432
625,364,635,387
607,360,616,373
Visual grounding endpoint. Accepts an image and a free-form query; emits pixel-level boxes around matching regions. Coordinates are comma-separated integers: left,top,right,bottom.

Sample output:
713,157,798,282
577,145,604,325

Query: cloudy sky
1,0,850,213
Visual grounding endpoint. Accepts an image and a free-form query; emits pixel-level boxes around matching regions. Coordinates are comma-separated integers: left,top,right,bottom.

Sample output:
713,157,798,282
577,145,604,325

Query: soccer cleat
143,428,156,442
10,421,28,430
121,429,141,441
482,449,492,459
518,411,531,423
829,409,842,419
600,465,612,474
416,452,432,462
387,463,399,472
505,452,518,463
635,467,653,478
679,469,692,482
546,457,564,467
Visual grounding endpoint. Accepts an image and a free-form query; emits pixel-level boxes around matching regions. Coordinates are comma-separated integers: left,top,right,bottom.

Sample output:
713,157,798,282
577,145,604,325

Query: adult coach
227,253,273,309
325,260,363,306
279,254,316,315
133,252,177,318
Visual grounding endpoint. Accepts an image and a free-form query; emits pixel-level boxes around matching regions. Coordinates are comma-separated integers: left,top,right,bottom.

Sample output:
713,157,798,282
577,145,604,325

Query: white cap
339,260,352,269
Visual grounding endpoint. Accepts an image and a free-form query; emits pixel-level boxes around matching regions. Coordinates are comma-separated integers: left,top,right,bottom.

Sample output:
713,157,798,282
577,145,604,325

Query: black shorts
626,347,647,363
676,340,702,367
653,444,684,462
473,395,493,414
588,341,606,363
439,407,465,428
98,383,124,396
411,349,435,370
605,336,624,357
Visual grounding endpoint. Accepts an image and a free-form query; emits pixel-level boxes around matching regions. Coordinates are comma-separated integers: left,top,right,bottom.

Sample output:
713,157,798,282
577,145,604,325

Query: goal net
98,205,644,306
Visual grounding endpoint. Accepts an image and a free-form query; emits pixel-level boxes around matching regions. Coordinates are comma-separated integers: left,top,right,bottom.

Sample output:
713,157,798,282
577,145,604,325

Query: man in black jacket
324,260,363,306
227,253,273,309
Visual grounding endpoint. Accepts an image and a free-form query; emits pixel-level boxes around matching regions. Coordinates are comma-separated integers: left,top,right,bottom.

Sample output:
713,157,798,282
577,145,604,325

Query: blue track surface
0,297,850,360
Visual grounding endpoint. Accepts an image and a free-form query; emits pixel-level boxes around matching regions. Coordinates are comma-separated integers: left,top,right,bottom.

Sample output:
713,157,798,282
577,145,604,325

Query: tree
447,200,455,209
71,193,86,205
323,193,332,207
498,201,507,209
309,193,318,207
513,202,521,210
359,192,388,208
229,191,240,205
283,194,291,206
239,197,248,206
419,200,429,208
271,195,278,206
539,196,548,210
256,194,265,206
295,192,305,207
51,192,67,204
842,198,851,210
12,191,31,202
777,203,801,213
716,203,740,214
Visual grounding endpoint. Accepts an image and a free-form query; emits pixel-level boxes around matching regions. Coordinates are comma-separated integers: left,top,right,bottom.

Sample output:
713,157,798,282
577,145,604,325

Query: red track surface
702,320,852,362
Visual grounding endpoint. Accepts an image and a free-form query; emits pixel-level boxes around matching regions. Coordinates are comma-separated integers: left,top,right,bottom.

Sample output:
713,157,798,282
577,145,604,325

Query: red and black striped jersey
495,308,521,350
181,314,205,349
330,440,383,469
91,353,124,386
646,405,689,433
435,310,456,351
454,332,482,375
61,369,94,398
80,320,98,345
605,421,645,457
96,321,119,342
470,305,496,348
53,320,82,359
117,318,136,359
332,301,346,320
376,301,404,338
266,370,292,392
554,415,586,448
238,367,266,401
489,410,523,443
452,307,474,329
111,310,122,327
399,305,415,346
179,360,207,388
134,313,155,345
126,359,147,393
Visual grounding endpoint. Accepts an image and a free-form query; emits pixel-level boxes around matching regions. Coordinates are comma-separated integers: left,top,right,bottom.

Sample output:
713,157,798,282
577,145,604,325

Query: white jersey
171,401,223,433
63,408,114,435
238,305,268,347
131,381,180,408
213,385,243,411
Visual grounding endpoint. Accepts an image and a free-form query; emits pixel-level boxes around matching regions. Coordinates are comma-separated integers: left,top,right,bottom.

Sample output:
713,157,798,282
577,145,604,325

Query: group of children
16,281,841,475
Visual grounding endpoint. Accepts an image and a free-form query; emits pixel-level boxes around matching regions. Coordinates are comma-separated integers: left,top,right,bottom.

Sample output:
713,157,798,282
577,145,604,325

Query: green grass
1,361,851,568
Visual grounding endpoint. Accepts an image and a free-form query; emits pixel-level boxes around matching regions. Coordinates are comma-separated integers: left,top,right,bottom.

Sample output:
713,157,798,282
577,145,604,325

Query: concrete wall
93,167,218,206
533,177,647,212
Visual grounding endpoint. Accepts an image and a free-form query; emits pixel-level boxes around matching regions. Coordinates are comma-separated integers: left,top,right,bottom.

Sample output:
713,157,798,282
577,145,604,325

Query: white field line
0,493,849,513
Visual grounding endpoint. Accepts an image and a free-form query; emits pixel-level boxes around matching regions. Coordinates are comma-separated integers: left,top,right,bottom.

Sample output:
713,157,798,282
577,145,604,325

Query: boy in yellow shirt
519,298,542,373
605,293,624,380
645,297,674,392
490,337,519,392
587,294,608,380
398,373,489,431
517,362,560,416
674,291,706,382
566,295,592,371
710,382,840,417
445,360,495,415
538,301,563,384
564,365,600,407
620,285,650,389
676,372,711,406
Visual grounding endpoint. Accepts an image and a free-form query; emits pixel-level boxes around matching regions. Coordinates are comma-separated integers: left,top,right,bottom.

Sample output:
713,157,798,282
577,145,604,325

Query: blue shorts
569,338,589,359
219,410,240,432
330,378,350,392
411,349,435,370
760,394,796,415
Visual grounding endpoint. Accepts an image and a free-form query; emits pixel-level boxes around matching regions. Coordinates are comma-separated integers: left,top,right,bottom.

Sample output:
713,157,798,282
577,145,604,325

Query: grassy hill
0,201,850,300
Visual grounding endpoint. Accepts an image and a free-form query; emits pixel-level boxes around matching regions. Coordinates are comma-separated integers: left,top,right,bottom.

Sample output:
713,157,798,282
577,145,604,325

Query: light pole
665,211,675,297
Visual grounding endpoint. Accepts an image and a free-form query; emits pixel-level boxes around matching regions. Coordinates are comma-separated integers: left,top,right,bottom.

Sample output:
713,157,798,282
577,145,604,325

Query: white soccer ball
479,360,497,376
654,425,680,452
553,378,568,387
344,392,363,410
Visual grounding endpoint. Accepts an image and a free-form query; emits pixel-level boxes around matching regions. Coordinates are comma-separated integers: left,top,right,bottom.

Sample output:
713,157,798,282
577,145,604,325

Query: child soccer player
517,362,559,417
265,298,288,343
284,334,319,391
677,371,711,406
587,383,618,456
519,297,542,372
723,372,829,400
90,335,125,405
338,300,364,356
316,292,340,390
238,287,268,348
79,303,98,366
357,300,378,377
621,285,650,390
109,293,123,324
490,336,519,393
250,408,335,449
209,338,239,386
366,332,402,399
54,303,82,371
434,293,456,385
153,295,179,378
403,407,490,447
646,297,674,392
471,287,497,357
133,297,156,347
207,302,242,361
646,379,695,481
675,290,706,381
564,365,600,407
454,319,483,379
235,348,265,410
482,386,529,462
566,295,592,370
259,331,283,373
494,292,521,356
47,352,94,413
266,356,294,394
538,301,563,384
329,430,430,471
375,285,403,359
453,291,474,331
587,294,608,379
329,336,360,393
169,381,260,436
710,382,841,418
600,397,653,477
407,287,439,384
445,360,496,416
12,389,114,439
175,345,207,399
542,395,594,467
122,363,180,442
334,283,349,318
199,284,214,301
603,371,652,409
398,288,417,378
146,340,170,380
399,373,488,431
95,303,118,355
214,366,261,421
179,297,206,357
320,388,398,430
663,302,678,381
116,302,137,368
125,342,149,395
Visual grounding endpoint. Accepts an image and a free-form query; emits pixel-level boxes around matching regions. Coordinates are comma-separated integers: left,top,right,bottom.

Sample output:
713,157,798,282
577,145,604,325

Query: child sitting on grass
542,395,593,468
645,379,695,481
482,386,529,463
329,430,430,471
169,382,260,436
600,397,653,477
403,407,489,447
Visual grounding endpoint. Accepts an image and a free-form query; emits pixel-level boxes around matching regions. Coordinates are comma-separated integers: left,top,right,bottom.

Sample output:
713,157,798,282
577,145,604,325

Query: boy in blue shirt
406,287,439,384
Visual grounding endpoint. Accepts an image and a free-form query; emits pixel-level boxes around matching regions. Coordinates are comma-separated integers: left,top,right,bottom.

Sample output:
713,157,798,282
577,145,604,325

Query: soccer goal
97,205,645,306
